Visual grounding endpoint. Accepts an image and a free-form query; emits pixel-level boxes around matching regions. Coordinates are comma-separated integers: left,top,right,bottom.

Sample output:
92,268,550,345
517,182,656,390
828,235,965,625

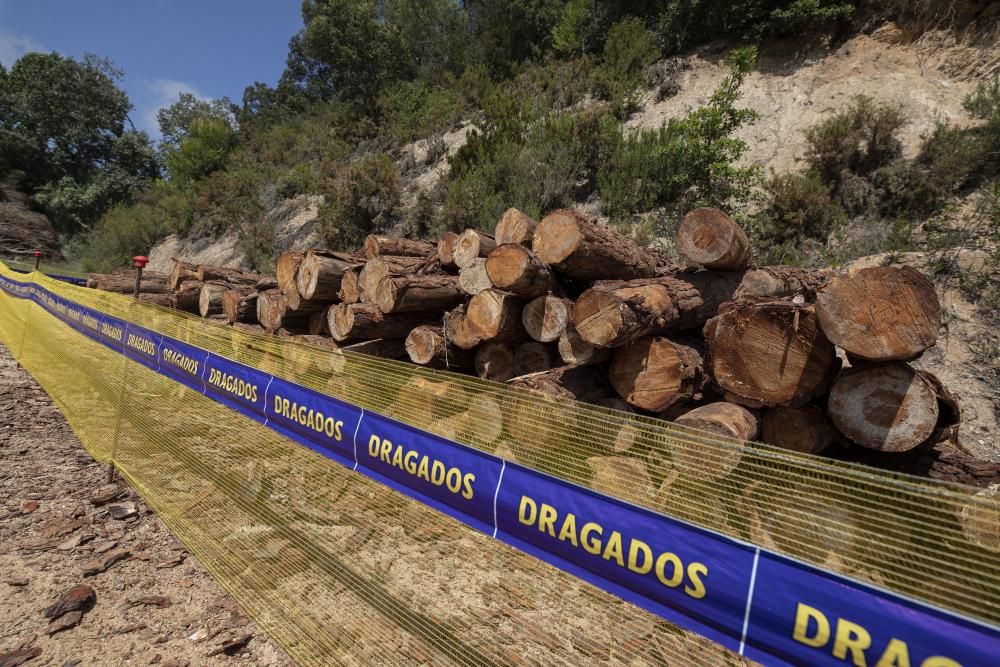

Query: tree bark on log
405,325,473,369
485,244,555,298
704,301,837,408
285,283,331,314
444,304,482,350
338,265,363,304
329,303,435,342
557,327,610,366
609,336,704,412
256,289,309,333
137,293,174,307
466,289,528,343
513,342,552,376
92,271,171,294
760,405,836,455
196,265,260,286
171,282,203,313
169,259,200,290
329,339,408,373
308,305,332,335
594,398,640,453
474,342,516,381
363,235,435,259
828,363,954,452
222,289,259,324
458,258,492,295
360,256,429,304
576,271,744,347
522,295,572,343
816,266,940,361
672,402,757,480
959,484,1000,553
437,231,459,270
532,209,657,280
675,207,752,271
508,365,612,403
734,266,834,301
453,229,497,269
494,207,538,246
375,274,465,314
276,251,305,295
199,282,230,317
296,250,355,301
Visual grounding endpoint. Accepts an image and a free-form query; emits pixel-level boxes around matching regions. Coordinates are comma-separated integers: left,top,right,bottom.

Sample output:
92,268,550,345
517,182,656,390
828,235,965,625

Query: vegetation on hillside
1,0,996,280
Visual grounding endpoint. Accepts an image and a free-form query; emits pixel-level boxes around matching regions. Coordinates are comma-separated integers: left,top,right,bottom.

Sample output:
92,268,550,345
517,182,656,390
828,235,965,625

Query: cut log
196,265,260,286
296,250,355,301
329,303,435,342
375,274,465,314
329,339,408,373
453,229,497,269
828,363,947,452
959,484,1000,553
169,259,200,290
338,265,364,304
609,336,704,412
284,283,330,314
437,231,459,270
360,256,431,304
137,293,173,307
675,207,752,271
394,377,472,431
363,235,435,259
466,289,528,343
458,258,492,295
575,271,743,348
308,305,332,335
522,295,571,343
92,271,171,294
672,402,757,480
704,301,837,408
532,209,657,280
485,244,555,298
222,289,259,324
494,207,538,246
171,282,203,314
508,365,611,403
198,283,228,318
276,251,305,295
444,305,482,350
816,266,940,361
404,325,472,369
557,327,610,366
474,342,516,382
513,342,552,376
256,289,309,333
734,266,834,301
760,406,836,455
587,456,655,507
594,398,639,453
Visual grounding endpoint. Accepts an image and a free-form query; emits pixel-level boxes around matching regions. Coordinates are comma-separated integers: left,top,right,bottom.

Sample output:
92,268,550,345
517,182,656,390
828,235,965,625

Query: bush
963,75,1000,176
316,154,400,249
276,163,316,199
803,95,906,184
755,171,846,245
593,17,660,118
381,81,464,142
163,117,237,185
79,203,168,272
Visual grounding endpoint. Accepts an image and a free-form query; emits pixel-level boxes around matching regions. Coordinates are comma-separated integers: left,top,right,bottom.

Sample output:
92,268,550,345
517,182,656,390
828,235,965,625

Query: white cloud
0,30,45,67
138,78,205,138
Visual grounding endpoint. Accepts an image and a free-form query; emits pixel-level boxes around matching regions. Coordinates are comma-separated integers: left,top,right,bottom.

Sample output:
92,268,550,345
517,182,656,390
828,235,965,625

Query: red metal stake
33,250,42,272
132,256,149,299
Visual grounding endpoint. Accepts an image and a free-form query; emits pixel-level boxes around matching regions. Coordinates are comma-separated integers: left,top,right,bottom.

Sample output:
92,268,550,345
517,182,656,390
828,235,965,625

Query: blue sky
0,0,304,138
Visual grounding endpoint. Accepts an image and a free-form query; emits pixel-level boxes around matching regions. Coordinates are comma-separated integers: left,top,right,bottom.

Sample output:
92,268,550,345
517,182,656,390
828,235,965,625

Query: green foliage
276,163,316,199
594,17,660,118
0,52,159,232
156,92,235,148
755,171,846,245
163,117,238,185
381,81,464,142
552,0,602,55
78,202,168,272
963,75,1000,174
316,154,401,249
768,0,854,35
803,95,906,184
598,47,759,221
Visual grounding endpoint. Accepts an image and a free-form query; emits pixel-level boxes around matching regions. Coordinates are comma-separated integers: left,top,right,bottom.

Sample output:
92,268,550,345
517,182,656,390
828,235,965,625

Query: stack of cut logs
88,207,999,512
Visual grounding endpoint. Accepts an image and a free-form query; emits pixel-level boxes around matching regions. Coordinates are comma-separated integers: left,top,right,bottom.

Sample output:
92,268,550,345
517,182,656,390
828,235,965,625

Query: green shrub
79,203,168,272
598,47,759,222
755,171,846,245
381,81,464,142
963,75,1000,175
316,154,400,249
593,17,660,118
276,163,316,199
163,117,237,185
803,95,906,184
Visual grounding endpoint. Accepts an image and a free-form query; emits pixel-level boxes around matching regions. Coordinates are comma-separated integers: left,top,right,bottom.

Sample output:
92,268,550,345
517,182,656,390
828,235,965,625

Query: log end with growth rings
676,207,752,271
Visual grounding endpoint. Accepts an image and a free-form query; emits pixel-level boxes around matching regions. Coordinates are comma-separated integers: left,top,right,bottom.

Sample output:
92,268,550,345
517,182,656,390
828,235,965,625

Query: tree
465,0,564,76
163,117,237,185
0,52,159,232
157,92,236,148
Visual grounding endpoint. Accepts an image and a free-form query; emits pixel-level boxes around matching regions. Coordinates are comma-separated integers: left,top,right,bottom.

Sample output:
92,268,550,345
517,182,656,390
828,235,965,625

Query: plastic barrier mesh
1,263,997,666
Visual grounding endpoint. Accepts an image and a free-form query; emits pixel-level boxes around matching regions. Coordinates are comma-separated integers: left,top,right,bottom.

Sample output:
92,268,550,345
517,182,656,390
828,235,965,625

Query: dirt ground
0,342,292,667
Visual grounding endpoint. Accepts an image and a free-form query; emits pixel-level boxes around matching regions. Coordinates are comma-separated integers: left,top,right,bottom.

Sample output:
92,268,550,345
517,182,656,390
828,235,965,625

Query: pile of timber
90,210,997,504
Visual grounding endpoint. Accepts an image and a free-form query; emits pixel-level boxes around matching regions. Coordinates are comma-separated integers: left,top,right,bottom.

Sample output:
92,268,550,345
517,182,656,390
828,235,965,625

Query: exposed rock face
0,184,61,257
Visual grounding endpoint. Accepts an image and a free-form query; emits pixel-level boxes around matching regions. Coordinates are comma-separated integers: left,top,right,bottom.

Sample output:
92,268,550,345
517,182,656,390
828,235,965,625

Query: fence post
33,249,41,272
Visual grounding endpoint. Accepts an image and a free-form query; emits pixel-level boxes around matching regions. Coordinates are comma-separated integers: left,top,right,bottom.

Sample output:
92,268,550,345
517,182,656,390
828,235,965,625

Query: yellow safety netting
1,262,997,666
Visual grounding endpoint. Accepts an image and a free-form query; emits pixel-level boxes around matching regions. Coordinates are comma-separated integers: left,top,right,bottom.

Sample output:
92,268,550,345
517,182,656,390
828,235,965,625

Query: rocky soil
0,342,291,667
